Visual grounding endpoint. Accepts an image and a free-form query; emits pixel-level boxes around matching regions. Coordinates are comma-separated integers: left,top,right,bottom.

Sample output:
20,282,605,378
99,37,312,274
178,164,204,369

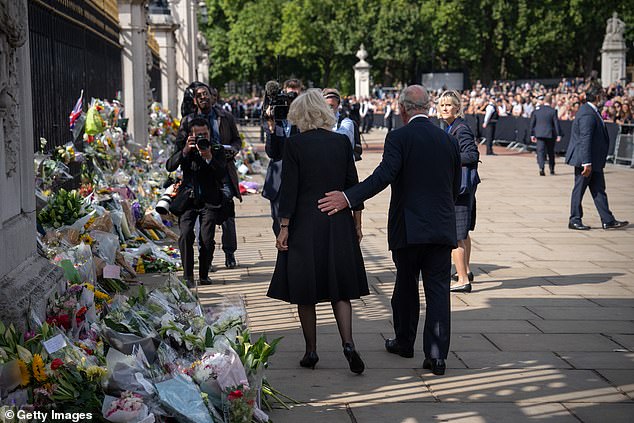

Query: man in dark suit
262,79,302,236
318,85,461,375
565,83,628,231
530,94,561,175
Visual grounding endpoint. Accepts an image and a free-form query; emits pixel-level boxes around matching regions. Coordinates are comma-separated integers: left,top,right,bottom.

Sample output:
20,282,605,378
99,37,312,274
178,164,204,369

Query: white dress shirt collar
408,114,428,123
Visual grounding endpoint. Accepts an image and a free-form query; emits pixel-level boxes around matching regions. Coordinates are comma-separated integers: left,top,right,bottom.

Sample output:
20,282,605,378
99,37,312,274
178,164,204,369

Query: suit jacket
345,117,461,250
530,105,561,139
449,117,479,168
175,106,242,200
565,103,609,169
262,122,299,201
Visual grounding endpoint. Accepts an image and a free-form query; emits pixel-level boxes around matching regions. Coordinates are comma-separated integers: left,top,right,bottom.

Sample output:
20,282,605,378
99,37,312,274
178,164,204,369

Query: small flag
69,90,84,130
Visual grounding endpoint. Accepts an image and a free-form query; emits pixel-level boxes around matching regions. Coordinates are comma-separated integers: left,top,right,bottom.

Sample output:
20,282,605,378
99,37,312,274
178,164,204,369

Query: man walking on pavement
530,94,561,175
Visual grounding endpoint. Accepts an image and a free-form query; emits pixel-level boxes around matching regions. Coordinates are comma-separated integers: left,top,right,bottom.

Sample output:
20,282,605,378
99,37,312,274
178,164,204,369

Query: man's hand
530,136,537,143
276,228,289,251
356,225,363,243
317,191,349,216
482,123,487,129
264,106,275,132
183,135,196,155
581,164,592,177
556,136,561,142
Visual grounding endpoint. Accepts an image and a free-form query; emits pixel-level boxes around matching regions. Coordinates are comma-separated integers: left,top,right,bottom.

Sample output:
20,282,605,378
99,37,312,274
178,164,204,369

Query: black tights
297,300,354,353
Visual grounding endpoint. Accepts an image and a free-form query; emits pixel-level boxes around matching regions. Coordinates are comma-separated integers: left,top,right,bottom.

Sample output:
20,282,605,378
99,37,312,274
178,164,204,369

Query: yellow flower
18,359,30,386
32,354,47,382
84,365,107,382
94,290,110,301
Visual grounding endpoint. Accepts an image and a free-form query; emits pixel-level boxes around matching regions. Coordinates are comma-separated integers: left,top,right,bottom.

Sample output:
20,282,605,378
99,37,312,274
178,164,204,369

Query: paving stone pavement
185,127,634,422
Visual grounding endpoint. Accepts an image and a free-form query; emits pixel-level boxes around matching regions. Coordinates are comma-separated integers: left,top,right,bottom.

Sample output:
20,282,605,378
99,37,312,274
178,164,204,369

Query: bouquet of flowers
102,391,151,423
223,383,256,423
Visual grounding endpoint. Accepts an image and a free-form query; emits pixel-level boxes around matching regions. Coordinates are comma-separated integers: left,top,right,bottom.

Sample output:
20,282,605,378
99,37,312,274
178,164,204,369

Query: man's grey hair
398,85,430,114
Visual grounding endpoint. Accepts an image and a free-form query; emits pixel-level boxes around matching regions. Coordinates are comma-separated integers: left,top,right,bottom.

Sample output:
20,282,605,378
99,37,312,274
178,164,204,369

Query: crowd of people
221,77,634,128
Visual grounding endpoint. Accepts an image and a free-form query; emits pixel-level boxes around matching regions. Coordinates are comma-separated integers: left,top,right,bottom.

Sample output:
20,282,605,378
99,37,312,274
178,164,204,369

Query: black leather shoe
602,220,629,230
539,169,545,176
225,253,237,269
568,222,591,231
184,279,195,289
450,283,472,293
452,272,474,282
343,343,365,374
300,351,319,369
209,264,218,273
550,169,555,175
385,338,414,358
199,278,213,286
423,358,446,375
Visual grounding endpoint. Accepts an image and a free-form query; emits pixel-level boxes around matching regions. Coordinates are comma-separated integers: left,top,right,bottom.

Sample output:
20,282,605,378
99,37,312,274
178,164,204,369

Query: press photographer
175,82,242,270
166,117,227,287
262,79,302,235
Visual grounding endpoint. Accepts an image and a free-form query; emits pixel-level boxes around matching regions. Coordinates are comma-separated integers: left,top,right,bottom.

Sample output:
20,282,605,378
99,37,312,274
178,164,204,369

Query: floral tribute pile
0,270,289,422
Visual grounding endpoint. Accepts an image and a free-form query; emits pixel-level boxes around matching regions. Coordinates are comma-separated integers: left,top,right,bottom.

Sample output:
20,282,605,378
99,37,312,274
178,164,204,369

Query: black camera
264,80,298,121
195,134,211,150
270,91,298,121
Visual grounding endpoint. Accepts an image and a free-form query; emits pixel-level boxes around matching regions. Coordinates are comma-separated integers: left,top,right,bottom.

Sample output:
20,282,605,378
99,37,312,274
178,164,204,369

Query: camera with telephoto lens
195,134,211,150
156,183,176,215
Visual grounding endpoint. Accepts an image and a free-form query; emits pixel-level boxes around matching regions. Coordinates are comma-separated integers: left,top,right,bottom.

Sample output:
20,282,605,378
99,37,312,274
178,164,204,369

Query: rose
51,358,64,370
228,389,243,401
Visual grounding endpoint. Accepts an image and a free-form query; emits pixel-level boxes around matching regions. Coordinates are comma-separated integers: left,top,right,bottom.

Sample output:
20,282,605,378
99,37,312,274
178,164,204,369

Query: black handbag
169,184,194,216
459,166,480,195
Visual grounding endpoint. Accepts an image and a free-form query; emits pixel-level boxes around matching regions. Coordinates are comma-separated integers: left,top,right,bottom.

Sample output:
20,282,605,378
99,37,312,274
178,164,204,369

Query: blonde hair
287,88,336,132
438,90,464,117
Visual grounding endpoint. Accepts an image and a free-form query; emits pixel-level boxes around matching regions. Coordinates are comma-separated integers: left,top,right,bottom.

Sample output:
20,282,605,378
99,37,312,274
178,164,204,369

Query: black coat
449,117,480,168
530,105,561,139
175,106,243,200
565,103,609,169
345,116,461,250
268,129,368,304
166,145,227,206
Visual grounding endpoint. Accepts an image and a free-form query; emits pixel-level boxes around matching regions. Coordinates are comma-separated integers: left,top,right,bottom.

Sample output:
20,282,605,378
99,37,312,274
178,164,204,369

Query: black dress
267,129,369,305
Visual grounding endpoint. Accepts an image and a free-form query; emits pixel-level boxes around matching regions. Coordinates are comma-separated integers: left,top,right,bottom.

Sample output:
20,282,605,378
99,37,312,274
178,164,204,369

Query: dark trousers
484,123,496,154
536,138,556,171
362,114,372,133
570,167,615,225
179,206,218,280
208,216,237,258
270,198,281,237
391,244,452,359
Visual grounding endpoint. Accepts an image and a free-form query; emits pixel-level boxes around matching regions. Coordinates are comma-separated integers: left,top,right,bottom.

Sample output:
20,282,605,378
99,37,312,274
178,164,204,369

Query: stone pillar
601,12,627,88
119,0,150,142
150,13,179,113
0,0,62,329
197,31,209,85
354,44,372,99
172,0,198,114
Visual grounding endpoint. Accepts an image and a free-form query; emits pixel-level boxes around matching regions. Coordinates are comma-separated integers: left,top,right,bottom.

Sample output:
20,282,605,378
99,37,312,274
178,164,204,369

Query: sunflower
32,354,47,382
17,359,30,386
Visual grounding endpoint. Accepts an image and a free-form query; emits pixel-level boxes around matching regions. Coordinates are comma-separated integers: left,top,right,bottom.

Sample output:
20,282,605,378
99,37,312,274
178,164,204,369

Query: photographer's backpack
337,114,362,161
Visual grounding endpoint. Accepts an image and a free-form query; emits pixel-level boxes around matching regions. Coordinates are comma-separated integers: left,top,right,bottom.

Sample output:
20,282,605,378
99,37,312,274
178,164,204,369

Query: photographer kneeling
166,117,227,287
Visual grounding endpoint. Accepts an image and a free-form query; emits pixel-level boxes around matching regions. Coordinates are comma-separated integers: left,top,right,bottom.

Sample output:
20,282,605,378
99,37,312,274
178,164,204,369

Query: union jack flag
69,90,83,130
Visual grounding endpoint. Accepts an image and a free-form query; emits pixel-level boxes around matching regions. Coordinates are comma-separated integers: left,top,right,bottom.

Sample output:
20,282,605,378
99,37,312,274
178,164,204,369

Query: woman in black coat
438,90,480,293
267,89,368,374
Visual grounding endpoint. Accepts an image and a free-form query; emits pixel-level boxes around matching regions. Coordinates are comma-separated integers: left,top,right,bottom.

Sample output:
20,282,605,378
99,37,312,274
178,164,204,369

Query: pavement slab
190,127,634,421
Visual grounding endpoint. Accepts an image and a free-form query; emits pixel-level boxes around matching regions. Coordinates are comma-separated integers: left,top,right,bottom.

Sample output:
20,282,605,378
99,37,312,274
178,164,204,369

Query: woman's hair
438,90,464,117
287,88,336,132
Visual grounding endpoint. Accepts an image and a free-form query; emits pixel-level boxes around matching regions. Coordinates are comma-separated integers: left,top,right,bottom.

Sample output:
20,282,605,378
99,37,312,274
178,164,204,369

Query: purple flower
24,330,36,341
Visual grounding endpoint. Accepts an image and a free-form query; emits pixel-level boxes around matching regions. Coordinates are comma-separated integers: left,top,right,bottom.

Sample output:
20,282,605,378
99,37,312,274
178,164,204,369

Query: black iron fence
28,0,122,152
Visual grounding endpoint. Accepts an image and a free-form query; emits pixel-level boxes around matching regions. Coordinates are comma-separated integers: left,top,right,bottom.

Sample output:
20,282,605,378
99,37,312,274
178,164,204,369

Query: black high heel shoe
343,343,365,374
300,351,319,369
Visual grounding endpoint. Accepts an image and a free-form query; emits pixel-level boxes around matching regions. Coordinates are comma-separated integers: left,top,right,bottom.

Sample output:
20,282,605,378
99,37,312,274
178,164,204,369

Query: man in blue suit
318,85,461,375
565,83,628,230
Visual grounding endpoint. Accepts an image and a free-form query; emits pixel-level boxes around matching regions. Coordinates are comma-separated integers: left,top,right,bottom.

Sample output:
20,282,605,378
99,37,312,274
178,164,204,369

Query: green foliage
200,0,634,89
